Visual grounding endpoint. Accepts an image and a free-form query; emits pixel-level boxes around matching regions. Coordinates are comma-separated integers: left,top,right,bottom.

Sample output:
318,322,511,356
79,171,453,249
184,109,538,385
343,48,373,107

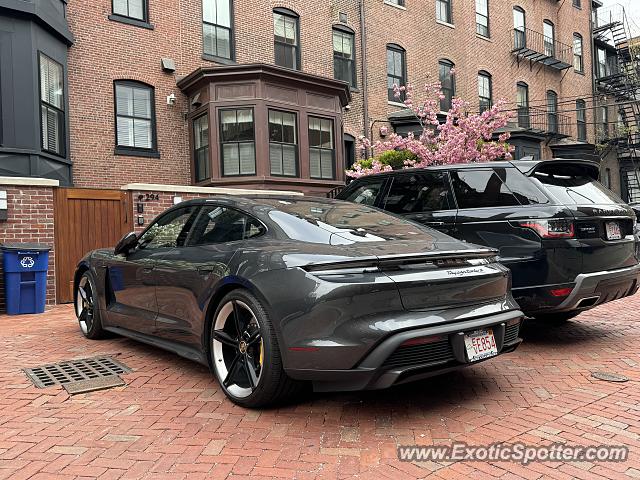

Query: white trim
436,20,455,29
120,183,304,196
0,176,59,187
383,0,407,10
388,101,407,108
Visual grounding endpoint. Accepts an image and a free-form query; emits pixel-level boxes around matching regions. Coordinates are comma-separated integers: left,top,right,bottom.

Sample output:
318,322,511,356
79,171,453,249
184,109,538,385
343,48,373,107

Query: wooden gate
54,188,131,303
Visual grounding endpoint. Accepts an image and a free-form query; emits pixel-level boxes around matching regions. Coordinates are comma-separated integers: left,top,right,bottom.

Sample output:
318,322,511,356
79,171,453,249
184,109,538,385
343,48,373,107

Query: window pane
270,144,283,175
344,182,385,206
216,0,230,27
451,170,520,208
310,149,321,178
216,26,231,59
497,167,548,205
115,85,133,116
41,106,63,154
309,118,321,147
194,115,209,149
203,0,215,23
320,150,333,179
129,0,144,20
113,0,128,17
133,119,152,148
139,207,196,250
384,173,452,213
239,143,256,174
40,56,63,109
133,87,151,118
116,117,134,147
282,144,296,176
223,144,239,175
190,206,264,245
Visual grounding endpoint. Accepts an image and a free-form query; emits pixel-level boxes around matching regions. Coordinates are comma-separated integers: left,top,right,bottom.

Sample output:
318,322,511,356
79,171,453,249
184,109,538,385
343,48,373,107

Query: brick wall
0,184,56,313
66,0,596,191
365,0,596,155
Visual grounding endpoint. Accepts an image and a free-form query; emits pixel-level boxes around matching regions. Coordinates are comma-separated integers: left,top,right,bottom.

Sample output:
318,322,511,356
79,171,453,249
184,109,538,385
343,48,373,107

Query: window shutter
270,145,283,175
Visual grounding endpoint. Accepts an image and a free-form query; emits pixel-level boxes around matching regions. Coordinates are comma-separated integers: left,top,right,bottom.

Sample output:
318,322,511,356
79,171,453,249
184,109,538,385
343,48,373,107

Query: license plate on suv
605,221,622,240
464,329,498,362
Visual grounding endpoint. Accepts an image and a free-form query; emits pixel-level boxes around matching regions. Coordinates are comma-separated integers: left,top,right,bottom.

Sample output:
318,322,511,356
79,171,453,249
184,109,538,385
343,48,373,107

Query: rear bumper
518,263,640,315
285,310,524,392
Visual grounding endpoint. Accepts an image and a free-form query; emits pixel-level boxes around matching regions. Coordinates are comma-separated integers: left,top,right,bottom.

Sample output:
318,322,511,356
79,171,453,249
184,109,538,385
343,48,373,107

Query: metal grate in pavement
23,356,131,388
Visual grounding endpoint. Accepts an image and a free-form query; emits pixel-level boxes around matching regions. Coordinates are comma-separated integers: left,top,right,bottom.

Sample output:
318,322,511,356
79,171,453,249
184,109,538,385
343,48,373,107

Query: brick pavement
1,296,639,479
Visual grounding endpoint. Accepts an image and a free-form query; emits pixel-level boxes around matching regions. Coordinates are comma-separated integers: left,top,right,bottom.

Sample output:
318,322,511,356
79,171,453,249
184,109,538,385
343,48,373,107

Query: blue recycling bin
2,243,51,315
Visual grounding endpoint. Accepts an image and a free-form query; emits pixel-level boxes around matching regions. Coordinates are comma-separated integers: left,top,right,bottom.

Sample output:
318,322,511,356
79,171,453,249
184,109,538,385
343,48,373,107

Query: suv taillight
514,219,575,239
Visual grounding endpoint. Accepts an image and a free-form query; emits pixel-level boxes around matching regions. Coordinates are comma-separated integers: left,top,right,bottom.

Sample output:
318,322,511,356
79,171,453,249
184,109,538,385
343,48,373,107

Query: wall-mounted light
137,215,144,226
173,196,183,205
167,93,176,105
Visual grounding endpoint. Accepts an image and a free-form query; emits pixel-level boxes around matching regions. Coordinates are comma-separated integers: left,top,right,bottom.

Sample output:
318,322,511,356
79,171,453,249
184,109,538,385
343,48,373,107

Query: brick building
0,0,602,193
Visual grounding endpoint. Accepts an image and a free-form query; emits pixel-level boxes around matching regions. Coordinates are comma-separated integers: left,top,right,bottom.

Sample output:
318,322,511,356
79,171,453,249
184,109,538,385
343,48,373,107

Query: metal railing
515,106,572,137
511,28,573,70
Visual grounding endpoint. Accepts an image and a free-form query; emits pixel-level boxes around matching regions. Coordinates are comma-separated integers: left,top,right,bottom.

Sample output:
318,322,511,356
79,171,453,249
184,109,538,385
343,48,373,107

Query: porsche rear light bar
513,219,575,239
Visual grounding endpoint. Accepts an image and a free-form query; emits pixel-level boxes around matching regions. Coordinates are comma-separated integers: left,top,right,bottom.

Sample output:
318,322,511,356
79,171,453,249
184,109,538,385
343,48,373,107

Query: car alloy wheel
75,275,95,335
212,299,264,399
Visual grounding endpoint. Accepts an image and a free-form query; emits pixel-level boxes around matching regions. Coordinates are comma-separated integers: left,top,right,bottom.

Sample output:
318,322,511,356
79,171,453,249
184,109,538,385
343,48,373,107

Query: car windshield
262,198,429,242
533,172,623,205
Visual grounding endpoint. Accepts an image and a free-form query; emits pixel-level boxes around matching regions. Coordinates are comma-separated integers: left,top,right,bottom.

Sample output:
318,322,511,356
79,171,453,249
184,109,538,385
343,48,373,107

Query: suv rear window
533,172,624,205
342,181,385,206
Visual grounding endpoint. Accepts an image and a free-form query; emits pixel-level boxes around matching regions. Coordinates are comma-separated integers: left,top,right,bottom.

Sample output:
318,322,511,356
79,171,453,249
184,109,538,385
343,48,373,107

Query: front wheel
209,290,303,408
75,271,106,339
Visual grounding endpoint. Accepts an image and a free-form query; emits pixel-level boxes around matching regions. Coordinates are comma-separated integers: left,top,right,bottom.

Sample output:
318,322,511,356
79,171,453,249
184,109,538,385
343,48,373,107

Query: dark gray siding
0,0,73,184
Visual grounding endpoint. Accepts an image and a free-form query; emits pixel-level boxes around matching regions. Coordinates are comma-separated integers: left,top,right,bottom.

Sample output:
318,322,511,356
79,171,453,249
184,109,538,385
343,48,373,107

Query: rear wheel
210,290,303,408
533,311,580,323
75,271,106,339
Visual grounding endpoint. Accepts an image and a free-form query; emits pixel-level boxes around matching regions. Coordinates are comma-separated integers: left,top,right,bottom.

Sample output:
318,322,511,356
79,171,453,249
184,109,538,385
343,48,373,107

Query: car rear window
533,172,624,205
263,198,429,242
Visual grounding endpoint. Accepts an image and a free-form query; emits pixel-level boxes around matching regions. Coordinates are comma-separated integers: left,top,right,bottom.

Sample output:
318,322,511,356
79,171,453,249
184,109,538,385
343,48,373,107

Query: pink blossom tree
347,78,515,178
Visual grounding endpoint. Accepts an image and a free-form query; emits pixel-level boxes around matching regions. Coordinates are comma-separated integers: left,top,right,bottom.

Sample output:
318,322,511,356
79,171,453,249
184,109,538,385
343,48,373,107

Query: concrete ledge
0,177,60,187
120,183,304,196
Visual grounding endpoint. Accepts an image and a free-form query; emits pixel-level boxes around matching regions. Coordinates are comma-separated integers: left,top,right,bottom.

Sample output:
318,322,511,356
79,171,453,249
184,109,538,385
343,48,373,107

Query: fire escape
593,5,640,202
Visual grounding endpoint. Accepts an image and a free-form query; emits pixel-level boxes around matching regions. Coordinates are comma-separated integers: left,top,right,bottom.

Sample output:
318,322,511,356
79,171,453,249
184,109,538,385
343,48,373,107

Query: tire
209,289,304,408
75,271,107,340
532,311,580,323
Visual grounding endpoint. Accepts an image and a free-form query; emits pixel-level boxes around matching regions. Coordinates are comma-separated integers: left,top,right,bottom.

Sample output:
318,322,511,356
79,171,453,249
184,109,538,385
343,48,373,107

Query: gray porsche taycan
74,196,523,407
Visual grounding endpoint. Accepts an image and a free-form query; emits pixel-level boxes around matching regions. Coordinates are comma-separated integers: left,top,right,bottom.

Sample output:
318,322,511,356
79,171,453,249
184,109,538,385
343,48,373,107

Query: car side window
138,206,197,250
450,170,520,209
495,167,548,205
384,172,452,214
343,181,385,206
188,205,265,245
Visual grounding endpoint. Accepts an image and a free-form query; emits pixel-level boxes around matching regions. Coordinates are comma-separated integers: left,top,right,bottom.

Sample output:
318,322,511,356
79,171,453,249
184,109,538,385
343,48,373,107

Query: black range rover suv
337,159,640,321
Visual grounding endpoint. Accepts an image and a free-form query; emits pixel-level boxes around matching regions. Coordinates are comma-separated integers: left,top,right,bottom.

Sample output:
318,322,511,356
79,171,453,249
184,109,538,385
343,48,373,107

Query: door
383,171,458,236
105,205,199,334
153,204,266,347
54,188,131,303
449,167,554,289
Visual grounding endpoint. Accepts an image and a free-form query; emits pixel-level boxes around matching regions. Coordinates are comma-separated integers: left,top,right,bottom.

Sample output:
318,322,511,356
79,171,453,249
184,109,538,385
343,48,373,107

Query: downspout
359,0,369,146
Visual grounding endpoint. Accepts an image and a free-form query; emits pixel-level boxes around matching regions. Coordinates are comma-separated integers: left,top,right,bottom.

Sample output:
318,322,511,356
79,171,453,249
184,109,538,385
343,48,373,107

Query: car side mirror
114,231,138,256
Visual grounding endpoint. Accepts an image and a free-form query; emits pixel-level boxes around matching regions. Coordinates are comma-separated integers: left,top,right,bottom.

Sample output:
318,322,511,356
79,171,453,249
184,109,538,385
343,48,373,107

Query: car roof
173,194,336,209
345,158,599,180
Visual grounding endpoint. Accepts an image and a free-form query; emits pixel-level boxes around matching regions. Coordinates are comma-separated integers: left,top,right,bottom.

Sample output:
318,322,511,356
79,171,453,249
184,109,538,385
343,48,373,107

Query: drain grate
24,356,131,388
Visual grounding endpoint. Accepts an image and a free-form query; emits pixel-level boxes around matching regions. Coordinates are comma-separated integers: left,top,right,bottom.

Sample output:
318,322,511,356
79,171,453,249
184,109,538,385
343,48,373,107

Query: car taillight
550,287,573,297
515,219,575,239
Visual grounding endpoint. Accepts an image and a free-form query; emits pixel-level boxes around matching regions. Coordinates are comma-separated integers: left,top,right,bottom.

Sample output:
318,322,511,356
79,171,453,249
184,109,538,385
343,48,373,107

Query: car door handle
426,222,445,226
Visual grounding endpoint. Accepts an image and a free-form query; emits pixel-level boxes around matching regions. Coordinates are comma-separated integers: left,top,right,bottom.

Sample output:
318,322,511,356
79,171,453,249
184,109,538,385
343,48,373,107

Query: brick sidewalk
1,297,639,479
